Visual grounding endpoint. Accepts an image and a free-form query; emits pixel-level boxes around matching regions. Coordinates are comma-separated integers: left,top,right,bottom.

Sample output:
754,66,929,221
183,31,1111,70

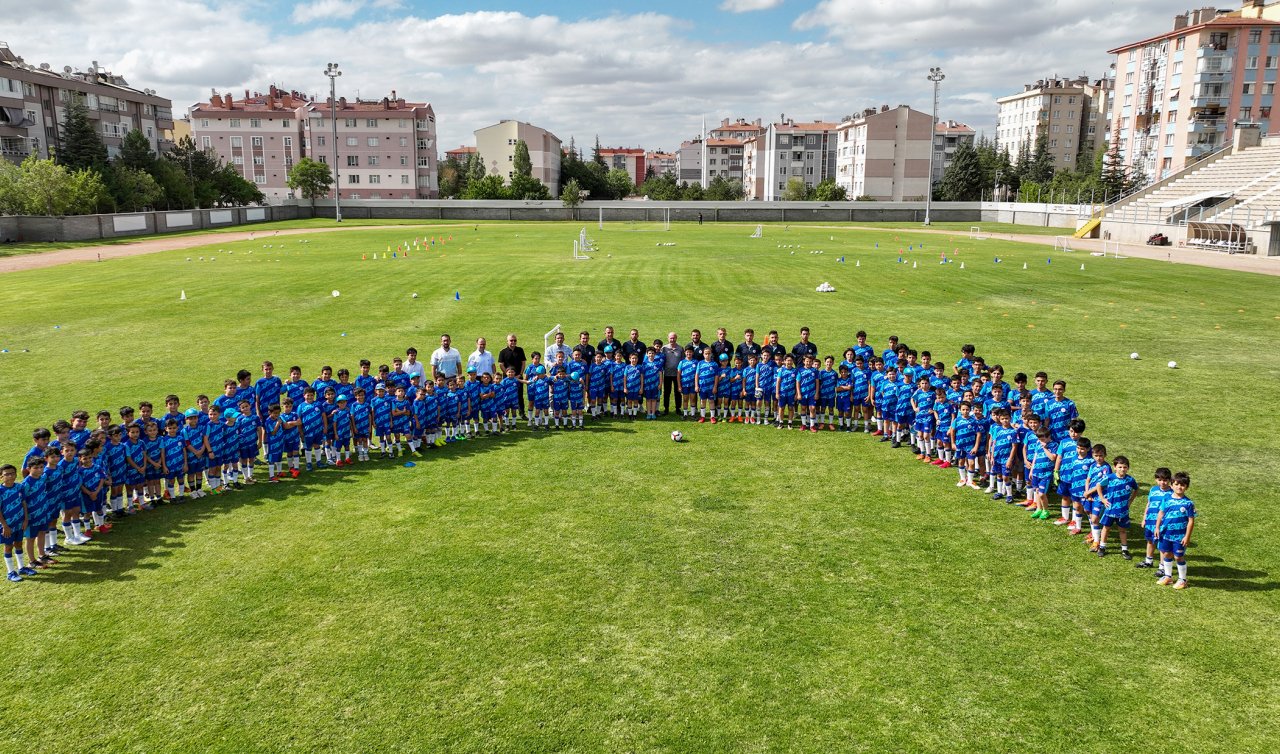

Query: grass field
0,221,1277,752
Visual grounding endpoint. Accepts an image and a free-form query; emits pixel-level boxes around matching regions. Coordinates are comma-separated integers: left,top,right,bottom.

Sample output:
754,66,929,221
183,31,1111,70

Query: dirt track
3,222,1278,276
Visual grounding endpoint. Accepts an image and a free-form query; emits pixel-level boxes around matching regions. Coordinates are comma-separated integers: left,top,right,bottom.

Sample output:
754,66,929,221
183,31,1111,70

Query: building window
282,119,291,128
344,118,357,127
401,175,410,184
367,137,378,147
1272,30,1280,44
1240,107,1253,120
1266,83,1276,95
346,155,358,167
318,155,327,164
252,156,264,165
317,135,326,146
347,174,360,184
201,136,212,149
251,136,263,147
416,120,430,129
254,175,266,185
1268,57,1278,69
1247,56,1259,69
400,136,408,147
230,136,243,148
200,119,209,128
233,155,243,165
229,118,241,128
366,118,377,128
417,157,430,167
368,155,378,166
346,137,358,146
416,139,429,149
1166,133,1175,146
1167,111,1177,123
806,135,816,145
1249,29,1261,44
250,118,261,128
1243,83,1256,95
283,136,293,148
1063,154,1072,162
369,174,380,184
400,155,408,165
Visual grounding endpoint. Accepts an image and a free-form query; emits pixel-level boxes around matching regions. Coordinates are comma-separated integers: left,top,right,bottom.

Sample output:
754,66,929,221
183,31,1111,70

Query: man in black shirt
498,333,528,416
575,330,596,364
791,326,818,362
685,329,709,360
621,328,646,361
597,326,622,358
735,328,763,363
761,330,784,361
710,327,735,362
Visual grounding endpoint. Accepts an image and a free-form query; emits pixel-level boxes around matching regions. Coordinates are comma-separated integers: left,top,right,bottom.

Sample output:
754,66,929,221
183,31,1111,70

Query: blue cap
225,409,240,419
719,353,729,360
603,345,613,353
466,365,477,373
337,394,350,403
375,382,386,390
184,408,199,417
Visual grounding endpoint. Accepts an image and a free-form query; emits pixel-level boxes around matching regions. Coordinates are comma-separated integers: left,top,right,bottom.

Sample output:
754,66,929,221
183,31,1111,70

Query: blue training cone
455,291,461,301
403,461,416,468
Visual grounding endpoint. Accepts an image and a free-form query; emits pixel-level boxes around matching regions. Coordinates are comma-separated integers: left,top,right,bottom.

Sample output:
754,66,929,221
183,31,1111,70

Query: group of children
0,336,1198,589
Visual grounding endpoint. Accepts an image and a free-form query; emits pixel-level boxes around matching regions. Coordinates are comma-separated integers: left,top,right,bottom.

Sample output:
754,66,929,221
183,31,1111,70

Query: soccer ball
670,430,684,443
1130,352,1139,360
331,290,340,298
1168,361,1177,369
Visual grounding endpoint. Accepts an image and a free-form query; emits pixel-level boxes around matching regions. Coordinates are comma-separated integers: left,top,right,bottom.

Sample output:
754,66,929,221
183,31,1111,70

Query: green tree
1013,139,1031,185
151,159,195,209
705,175,745,201
438,154,466,198
463,173,509,200
112,166,163,212
681,181,704,200
18,156,76,215
1026,134,1056,184
211,163,265,206
118,129,157,172
465,151,487,185
809,178,847,202
640,172,680,201
605,168,633,199
286,158,334,207
592,135,606,167
0,159,22,214
67,166,112,214
164,135,221,208
561,177,584,208
781,177,810,201
508,172,551,200
513,139,533,177
55,102,109,173
936,142,984,201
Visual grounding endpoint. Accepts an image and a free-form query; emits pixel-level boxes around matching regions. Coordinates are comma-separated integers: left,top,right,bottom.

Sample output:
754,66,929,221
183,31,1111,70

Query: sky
12,0,1197,153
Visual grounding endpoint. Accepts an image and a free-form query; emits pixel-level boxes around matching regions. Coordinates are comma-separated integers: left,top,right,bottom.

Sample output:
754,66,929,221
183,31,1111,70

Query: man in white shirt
545,330,574,367
431,334,463,380
403,347,427,384
467,337,496,376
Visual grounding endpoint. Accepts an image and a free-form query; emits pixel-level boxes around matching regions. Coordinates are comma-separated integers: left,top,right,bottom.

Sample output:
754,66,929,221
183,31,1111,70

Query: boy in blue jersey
989,409,1020,503
141,420,164,502
24,427,52,479
954,344,975,377
320,387,341,463
549,365,570,428
312,366,338,403
523,364,548,430
568,358,588,428
1155,472,1195,589
677,347,698,419
621,353,643,419
1017,413,1045,510
1,464,30,580
1027,427,1057,520
775,355,799,430
1030,372,1053,417
585,352,605,419
297,389,326,471
949,401,981,488
817,356,837,430
931,386,955,468
872,365,894,441
503,368,522,430
1138,467,1173,571
256,361,283,420
762,352,783,424
1043,380,1079,442
1090,454,1139,558
213,380,240,418
1063,437,1093,535
355,360,378,399
331,395,354,465
263,405,286,481
743,354,760,425
910,377,935,461
21,457,51,572
1052,418,1087,526
1081,444,1112,551
235,398,261,483
796,355,819,432
716,354,737,423
694,350,718,423
351,389,373,461
48,444,81,547
122,423,148,509
78,448,109,535
371,384,393,456
278,398,302,476
851,357,871,432
68,410,91,450
853,331,874,365
478,373,500,434
835,364,853,431
610,351,627,417
181,411,209,497
160,420,187,500
893,371,915,448
463,369,483,437
159,397,183,433
435,379,457,439
390,385,412,454
642,349,662,420
283,366,309,410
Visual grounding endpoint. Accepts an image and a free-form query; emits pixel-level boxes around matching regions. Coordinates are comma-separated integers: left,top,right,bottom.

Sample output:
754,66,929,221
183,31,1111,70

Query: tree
287,158,334,207
66,166,112,214
561,177,584,208
438,154,466,198
1026,134,1056,184
164,135,221,208
118,129,157,173
705,175,745,201
1013,139,1031,185
55,102,109,173
151,159,195,209
936,142,984,201
513,140,533,177
591,135,606,167
640,172,680,201
463,173,509,200
0,159,23,215
9,155,108,216
681,181,704,200
508,172,551,200
111,166,163,212
465,151,487,185
605,168,634,199
781,177,809,201
211,163,265,206
809,178,847,202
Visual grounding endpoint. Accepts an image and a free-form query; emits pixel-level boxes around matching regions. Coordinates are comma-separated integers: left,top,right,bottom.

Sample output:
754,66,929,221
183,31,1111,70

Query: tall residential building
444,145,475,162
598,147,647,186
996,76,1099,172
192,86,438,202
676,118,763,187
645,150,676,177
1107,1,1280,183
834,105,934,201
0,42,173,164
932,119,976,184
474,120,562,195
748,117,839,200
709,117,765,141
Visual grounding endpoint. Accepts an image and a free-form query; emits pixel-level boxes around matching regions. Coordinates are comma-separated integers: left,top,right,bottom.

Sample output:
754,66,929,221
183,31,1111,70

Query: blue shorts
853,396,869,408
531,399,549,410
304,433,324,448
267,449,284,463
698,390,716,401
778,395,795,408
1144,526,1158,544
800,396,816,408
625,391,641,402
1,529,19,546
239,445,259,460
374,424,391,438
819,397,835,409
552,400,568,412
1057,480,1072,497
1028,475,1050,494
933,427,950,441
1157,538,1186,558
913,419,933,433
895,410,913,424
124,470,144,486
482,408,501,420
991,461,1008,478
1099,511,1130,528
681,385,696,396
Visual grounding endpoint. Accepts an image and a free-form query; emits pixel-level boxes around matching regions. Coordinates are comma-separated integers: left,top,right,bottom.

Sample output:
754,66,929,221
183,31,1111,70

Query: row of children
1,336,1197,588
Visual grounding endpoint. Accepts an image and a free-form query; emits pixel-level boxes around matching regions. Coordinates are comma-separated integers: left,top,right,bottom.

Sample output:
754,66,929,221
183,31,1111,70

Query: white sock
63,522,76,541
92,511,105,527
1177,562,1187,581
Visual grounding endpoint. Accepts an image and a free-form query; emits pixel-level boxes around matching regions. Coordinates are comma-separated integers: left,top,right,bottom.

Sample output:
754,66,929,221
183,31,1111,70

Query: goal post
544,324,562,356
1053,236,1074,253
750,224,763,238
1103,239,1124,258
969,226,985,240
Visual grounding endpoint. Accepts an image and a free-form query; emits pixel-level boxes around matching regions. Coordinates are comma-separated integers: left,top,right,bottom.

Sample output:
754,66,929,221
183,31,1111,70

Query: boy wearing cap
371,383,393,457
350,389,373,461
331,395,354,466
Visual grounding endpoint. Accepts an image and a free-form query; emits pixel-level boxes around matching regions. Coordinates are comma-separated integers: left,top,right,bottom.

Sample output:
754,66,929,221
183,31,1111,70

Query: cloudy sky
15,0,1193,152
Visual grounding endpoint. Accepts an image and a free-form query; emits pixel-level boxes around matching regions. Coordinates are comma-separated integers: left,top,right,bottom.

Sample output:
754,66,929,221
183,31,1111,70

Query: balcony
1188,118,1226,133
1187,142,1220,158
1190,94,1230,109
1197,43,1232,55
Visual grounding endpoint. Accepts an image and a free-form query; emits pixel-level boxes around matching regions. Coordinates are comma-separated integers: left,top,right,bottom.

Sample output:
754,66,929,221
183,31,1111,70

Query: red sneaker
938,461,952,469
99,523,113,533
698,417,706,424
709,418,717,424
290,469,300,478
871,430,883,436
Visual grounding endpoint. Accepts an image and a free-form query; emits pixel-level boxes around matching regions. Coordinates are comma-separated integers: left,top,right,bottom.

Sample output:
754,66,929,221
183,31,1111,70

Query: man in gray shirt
661,331,684,415
431,334,463,380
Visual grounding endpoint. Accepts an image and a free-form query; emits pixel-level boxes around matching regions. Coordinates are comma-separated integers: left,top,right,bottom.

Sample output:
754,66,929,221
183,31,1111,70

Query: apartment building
833,105,933,201
598,147,647,186
933,119,976,184
444,145,475,162
0,42,173,164
675,118,763,188
191,86,438,202
996,76,1100,172
1107,1,1280,182
473,120,562,194
645,150,676,177
747,117,839,200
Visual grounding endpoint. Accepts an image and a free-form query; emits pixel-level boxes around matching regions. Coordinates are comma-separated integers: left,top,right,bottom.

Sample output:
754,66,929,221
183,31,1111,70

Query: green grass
0,221,1277,752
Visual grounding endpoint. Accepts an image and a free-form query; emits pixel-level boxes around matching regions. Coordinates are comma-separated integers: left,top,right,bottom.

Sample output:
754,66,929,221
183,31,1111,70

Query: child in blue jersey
850,357,871,433
1043,380,1079,442
283,366,309,410
549,366,570,428
931,386,955,468
278,398,302,476
331,395,354,465
355,360,378,399
1090,454,1138,558
297,389,326,471
23,427,52,480
743,354,760,425
695,349,718,423
263,404,286,481
371,384,393,456
1081,444,1112,551
256,361,283,420
817,356,837,430
622,353,644,419
910,377,935,461
835,364,853,431
1155,471,1195,589
989,409,1020,503
873,366,895,442
609,352,627,416
1062,437,1093,535
235,398,261,483
524,352,545,418
1051,418,1087,526
140,420,164,503
67,410,91,450
312,366,338,404
478,373,500,434
20,457,51,572
46,444,78,548
587,352,608,419
320,387,341,463
351,389,373,461
180,411,208,497
568,360,587,429
390,385,412,455
796,355,819,432
1030,372,1053,417
642,349,662,420
760,352,781,424
1027,427,1057,521
716,354,738,423
1138,467,1173,571
893,372,915,448
502,368,522,430
677,347,698,419
213,380,240,418
950,401,981,488
78,448,109,536
33,449,61,557
160,420,187,500
1,464,30,580
435,380,456,438
122,422,148,508
774,355,798,429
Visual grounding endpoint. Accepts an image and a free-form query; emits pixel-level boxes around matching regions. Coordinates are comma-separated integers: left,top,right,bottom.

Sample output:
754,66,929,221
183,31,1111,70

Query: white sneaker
955,480,966,487
967,482,983,490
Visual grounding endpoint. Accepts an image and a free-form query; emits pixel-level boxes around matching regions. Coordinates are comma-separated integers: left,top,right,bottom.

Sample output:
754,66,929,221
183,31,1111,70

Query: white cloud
719,0,785,12
291,0,364,24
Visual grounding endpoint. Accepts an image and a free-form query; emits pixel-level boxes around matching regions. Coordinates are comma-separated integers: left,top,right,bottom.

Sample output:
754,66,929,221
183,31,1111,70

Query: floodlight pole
924,66,945,226
325,62,343,223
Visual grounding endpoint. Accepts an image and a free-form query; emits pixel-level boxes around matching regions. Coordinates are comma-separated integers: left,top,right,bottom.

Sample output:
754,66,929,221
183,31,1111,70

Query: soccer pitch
0,220,1277,752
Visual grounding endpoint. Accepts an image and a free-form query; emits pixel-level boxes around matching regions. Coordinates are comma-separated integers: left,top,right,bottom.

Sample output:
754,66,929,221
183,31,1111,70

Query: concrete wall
1,204,300,242
980,202,1100,229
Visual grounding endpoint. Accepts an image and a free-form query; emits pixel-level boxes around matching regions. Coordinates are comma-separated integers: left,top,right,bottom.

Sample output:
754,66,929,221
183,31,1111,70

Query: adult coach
621,328,646,361
761,330,785,361
661,332,683,415
685,329,708,360
597,326,622,358
403,347,427,385
499,333,527,413
431,334,463,380
791,327,818,363
545,331,574,367
735,328,763,363
468,337,496,377
710,327,735,362
575,331,596,364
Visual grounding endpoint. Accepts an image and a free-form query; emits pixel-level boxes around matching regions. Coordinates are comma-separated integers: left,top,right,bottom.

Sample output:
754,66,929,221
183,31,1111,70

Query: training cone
362,254,366,260
179,290,186,301
912,261,917,269
856,260,860,267
1023,262,1028,269
960,262,965,269
1080,263,1086,270
455,291,461,301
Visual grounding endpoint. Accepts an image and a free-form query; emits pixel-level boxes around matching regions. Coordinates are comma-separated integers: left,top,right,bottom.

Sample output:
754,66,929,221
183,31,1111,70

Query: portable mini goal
1053,236,1074,253
750,224,763,238
969,226,986,240
544,324,562,356
1103,239,1125,259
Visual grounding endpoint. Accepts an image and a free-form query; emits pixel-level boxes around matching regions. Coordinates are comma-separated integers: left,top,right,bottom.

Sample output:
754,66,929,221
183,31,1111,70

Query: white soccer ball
331,290,340,298
411,292,419,299
1130,352,1139,360
670,430,684,443
1168,361,1177,369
